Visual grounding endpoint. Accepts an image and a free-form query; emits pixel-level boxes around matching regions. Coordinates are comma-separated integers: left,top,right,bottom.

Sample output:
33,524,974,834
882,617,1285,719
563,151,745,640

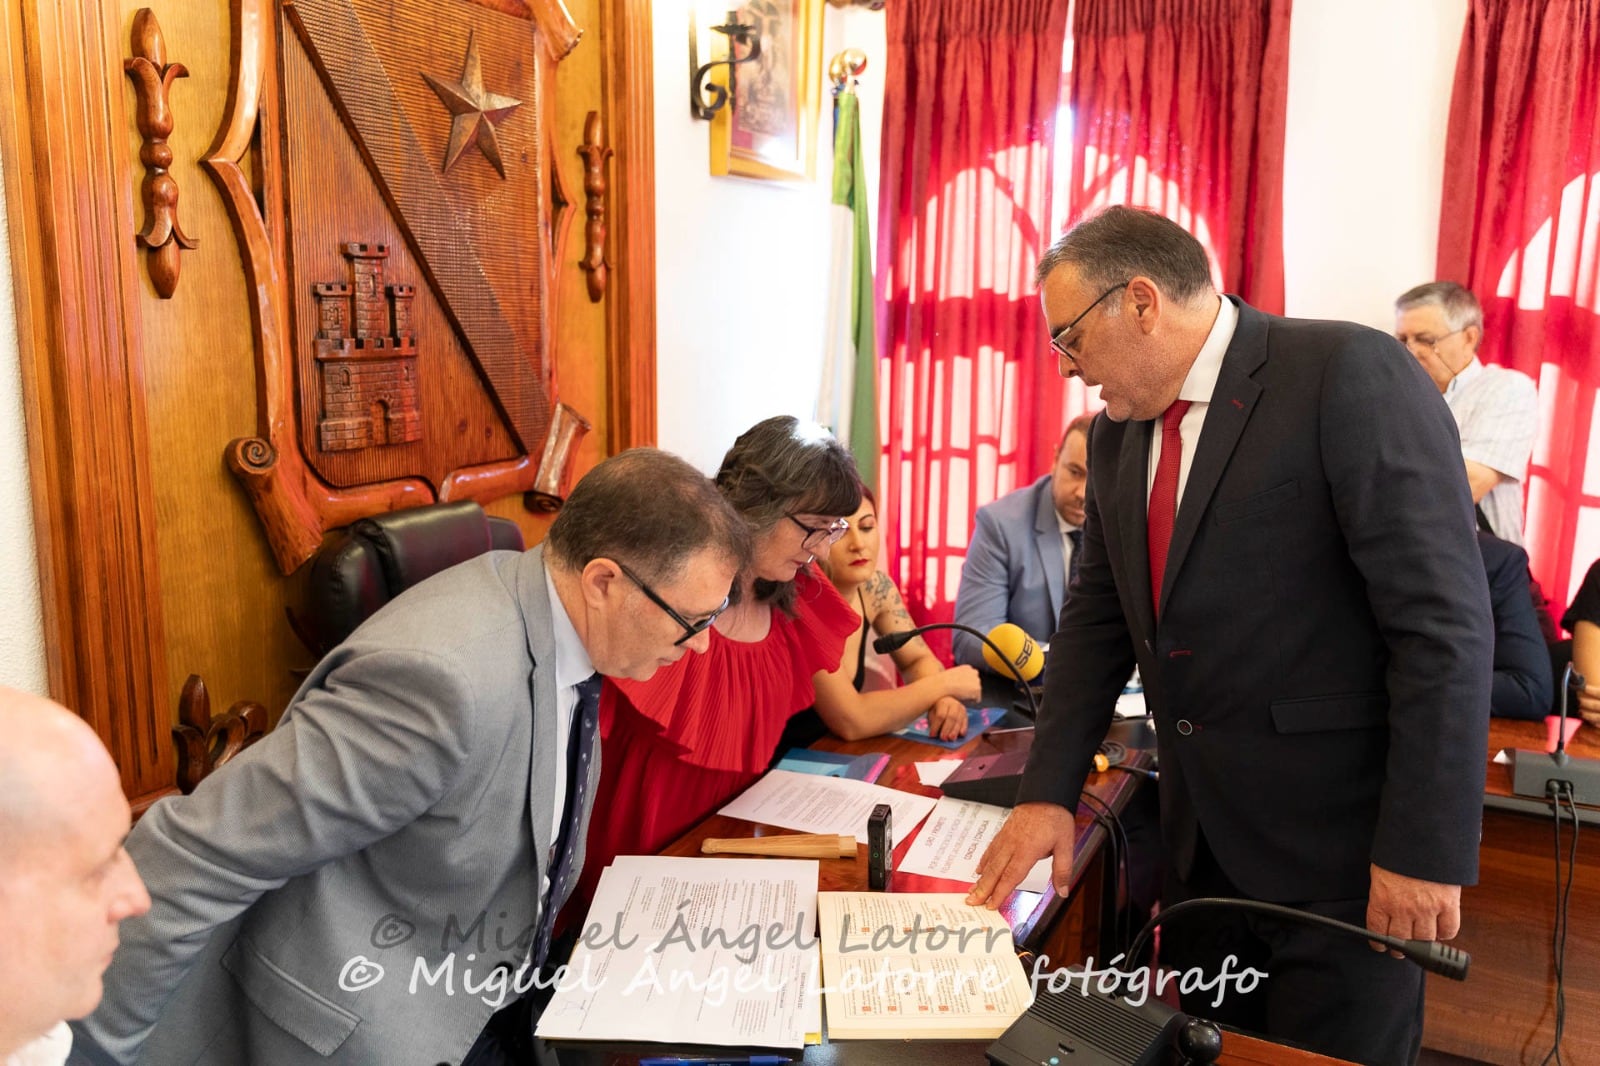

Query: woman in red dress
575,416,863,901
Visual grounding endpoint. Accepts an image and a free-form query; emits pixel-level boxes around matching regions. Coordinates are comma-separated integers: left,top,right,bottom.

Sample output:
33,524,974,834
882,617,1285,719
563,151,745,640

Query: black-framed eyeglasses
787,514,850,553
1396,328,1466,355
616,562,730,646
1050,282,1130,363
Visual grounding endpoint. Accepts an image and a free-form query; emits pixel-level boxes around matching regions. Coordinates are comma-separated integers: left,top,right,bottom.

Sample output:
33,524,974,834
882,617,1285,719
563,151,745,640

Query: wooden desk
658,728,1142,965
1423,718,1600,1064
653,728,1347,1066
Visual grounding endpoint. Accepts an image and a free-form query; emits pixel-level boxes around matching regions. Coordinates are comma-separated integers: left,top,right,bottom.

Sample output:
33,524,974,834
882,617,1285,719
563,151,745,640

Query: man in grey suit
952,412,1093,670
969,208,1492,1066
72,449,748,1066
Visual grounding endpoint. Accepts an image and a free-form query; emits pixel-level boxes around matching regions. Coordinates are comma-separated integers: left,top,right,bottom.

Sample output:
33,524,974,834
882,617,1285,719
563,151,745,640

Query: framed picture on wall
709,0,823,182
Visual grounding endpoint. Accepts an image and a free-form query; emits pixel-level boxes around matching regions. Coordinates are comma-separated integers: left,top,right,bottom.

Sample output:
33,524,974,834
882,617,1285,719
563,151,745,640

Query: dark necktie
1147,400,1193,618
532,672,600,969
1066,527,1083,589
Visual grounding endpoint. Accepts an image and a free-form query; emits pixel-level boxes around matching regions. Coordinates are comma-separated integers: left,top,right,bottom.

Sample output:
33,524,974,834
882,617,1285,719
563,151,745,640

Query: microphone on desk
1511,661,1600,802
873,622,1042,719
1123,897,1471,982
1554,662,1586,767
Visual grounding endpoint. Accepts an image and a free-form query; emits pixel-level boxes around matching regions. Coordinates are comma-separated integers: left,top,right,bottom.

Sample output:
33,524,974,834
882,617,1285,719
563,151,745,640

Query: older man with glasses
73,449,749,1066
1395,281,1539,545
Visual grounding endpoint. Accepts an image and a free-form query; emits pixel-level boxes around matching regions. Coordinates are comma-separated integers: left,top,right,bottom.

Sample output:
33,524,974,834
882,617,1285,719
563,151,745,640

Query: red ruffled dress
574,565,857,905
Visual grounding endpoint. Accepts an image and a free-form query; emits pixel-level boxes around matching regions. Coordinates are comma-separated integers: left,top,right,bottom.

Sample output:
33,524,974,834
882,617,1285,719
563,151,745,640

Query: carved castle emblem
311,243,422,451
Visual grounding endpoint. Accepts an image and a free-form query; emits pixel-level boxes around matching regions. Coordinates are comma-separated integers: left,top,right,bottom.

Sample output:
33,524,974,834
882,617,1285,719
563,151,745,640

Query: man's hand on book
965,801,1076,908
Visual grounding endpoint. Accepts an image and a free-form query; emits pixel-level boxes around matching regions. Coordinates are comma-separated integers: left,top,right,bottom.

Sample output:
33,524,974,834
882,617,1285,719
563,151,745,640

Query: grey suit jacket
952,476,1068,669
74,546,591,1065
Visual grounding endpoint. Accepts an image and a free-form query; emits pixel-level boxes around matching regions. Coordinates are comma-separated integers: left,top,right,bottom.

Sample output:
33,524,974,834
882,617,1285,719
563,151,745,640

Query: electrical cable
1079,791,1133,958
1539,782,1579,1066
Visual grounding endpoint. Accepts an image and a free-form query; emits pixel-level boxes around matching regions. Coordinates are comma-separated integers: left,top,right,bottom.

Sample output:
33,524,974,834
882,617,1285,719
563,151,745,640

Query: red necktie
1148,400,1192,618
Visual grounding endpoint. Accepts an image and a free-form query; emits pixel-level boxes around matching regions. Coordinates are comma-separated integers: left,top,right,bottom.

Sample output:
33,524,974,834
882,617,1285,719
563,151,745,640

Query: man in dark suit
953,413,1094,670
968,207,1493,1066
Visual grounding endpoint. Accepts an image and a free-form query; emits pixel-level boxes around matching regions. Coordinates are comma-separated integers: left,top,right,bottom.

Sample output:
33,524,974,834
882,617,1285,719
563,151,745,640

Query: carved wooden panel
123,9,196,299
205,0,590,573
578,110,611,302
173,674,268,794
1,0,657,805
311,242,423,451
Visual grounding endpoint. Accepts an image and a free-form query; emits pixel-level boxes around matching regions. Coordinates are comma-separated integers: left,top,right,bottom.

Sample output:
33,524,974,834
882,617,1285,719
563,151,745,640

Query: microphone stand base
1509,748,1600,805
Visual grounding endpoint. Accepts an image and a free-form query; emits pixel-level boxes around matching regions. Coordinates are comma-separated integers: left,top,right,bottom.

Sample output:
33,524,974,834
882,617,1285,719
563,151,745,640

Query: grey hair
1035,206,1214,303
545,448,750,585
1395,281,1483,334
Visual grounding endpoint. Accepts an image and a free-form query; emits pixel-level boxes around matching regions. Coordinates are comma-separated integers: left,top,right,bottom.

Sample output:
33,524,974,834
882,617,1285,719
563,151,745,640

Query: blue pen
637,1058,789,1066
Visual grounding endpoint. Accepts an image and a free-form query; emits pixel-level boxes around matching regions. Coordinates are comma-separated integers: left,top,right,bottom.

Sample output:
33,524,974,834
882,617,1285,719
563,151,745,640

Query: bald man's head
0,688,150,1057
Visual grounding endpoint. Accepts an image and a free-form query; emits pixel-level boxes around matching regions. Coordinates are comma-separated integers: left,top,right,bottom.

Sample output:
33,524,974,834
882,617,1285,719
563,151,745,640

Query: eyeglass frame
1395,327,1468,356
615,561,730,646
1050,281,1130,364
786,514,850,553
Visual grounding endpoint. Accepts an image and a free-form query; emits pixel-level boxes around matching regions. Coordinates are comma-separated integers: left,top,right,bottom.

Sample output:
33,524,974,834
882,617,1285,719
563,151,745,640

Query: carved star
421,32,522,178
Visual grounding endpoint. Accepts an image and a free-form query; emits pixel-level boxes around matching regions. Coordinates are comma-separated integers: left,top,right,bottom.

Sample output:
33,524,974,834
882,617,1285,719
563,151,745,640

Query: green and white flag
819,89,879,493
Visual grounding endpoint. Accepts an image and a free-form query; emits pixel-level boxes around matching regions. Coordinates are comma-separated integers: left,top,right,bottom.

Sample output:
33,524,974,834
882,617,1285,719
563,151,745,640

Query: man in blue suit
953,412,1094,670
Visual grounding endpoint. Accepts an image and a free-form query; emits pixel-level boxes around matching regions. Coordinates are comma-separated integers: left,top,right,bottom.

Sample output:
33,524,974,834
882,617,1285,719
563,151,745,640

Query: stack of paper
535,855,821,1048
816,892,1034,1039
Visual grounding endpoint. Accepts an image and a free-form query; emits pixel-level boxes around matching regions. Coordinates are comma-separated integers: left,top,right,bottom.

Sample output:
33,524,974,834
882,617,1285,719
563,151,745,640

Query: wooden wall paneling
141,0,308,738
0,0,175,807
599,0,657,449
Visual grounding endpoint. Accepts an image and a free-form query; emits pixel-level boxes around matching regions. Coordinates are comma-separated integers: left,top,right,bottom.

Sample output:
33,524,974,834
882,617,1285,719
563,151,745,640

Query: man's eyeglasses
1050,282,1129,363
616,562,730,646
1396,328,1466,356
787,514,850,553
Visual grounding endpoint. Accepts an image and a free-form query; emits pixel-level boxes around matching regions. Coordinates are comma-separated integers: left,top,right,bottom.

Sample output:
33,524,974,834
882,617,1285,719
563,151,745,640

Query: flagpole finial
828,49,868,94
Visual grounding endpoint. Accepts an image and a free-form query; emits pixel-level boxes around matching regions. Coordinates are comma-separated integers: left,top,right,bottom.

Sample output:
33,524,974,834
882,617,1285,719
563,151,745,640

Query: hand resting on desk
965,801,1078,906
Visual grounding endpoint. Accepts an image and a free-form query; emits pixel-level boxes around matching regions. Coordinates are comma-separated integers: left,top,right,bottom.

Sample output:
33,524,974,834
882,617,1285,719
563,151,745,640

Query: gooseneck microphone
873,622,1042,720
1554,662,1586,767
1123,897,1471,982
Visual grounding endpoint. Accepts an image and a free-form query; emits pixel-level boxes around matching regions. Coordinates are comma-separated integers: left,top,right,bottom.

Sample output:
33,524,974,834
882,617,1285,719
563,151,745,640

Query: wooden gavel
701,833,857,858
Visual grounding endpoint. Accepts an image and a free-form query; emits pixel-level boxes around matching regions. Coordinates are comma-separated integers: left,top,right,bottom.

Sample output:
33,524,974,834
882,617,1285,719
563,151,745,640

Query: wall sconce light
688,10,762,121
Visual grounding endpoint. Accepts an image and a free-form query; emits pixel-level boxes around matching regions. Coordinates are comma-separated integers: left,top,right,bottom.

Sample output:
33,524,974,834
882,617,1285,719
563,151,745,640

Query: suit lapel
516,545,558,882
1032,478,1067,616
1117,418,1156,641
1161,300,1268,613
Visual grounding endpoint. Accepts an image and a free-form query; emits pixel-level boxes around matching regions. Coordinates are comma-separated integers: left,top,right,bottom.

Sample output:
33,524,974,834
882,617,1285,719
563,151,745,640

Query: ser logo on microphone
983,623,1044,683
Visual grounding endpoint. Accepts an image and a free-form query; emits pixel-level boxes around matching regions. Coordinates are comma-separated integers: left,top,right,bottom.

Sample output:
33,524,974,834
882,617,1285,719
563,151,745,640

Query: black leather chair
293,500,525,657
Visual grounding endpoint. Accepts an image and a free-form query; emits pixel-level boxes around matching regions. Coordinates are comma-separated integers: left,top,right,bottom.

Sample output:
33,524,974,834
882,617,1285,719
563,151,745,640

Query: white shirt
6,1023,70,1066
541,562,595,896
1444,357,1538,545
1148,296,1239,506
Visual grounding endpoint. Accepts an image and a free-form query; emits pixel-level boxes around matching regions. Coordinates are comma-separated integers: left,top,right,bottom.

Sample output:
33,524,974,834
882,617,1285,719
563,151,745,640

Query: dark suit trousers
1159,833,1424,1066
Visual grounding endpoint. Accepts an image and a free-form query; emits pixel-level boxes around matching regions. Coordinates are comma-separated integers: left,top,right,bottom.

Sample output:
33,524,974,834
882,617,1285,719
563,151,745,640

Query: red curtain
1066,0,1291,312
877,0,1071,657
1437,0,1600,611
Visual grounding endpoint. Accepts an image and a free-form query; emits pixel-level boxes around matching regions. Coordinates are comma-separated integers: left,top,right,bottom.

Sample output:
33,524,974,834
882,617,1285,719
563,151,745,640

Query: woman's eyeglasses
787,514,850,553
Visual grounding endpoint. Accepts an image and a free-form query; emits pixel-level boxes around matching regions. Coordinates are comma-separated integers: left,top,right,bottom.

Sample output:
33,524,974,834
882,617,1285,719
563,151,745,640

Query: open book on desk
816,892,1033,1040
535,855,821,1048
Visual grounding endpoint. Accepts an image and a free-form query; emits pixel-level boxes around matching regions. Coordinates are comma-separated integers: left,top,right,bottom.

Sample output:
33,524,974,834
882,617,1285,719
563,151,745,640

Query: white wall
652,2,884,472
0,145,48,695
654,2,1465,465
1282,0,1465,327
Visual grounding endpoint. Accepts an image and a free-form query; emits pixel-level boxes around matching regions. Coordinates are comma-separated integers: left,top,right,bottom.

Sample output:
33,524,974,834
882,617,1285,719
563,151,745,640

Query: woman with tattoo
805,484,980,742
